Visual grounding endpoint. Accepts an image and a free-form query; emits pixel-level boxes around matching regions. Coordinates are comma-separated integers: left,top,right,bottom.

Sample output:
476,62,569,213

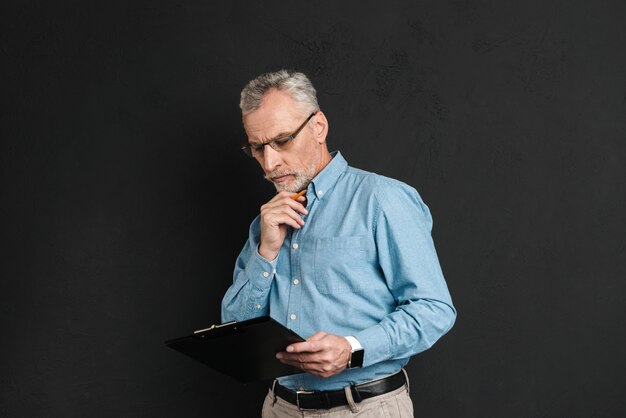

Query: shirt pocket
313,235,366,294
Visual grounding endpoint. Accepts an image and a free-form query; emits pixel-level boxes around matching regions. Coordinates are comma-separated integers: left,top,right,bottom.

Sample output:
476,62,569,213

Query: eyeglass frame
241,112,317,158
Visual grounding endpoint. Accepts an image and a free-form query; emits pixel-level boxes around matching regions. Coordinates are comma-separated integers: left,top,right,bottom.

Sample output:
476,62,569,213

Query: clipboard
165,316,305,383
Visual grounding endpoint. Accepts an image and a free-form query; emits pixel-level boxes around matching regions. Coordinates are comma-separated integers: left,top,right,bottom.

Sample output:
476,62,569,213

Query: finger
277,353,327,374
263,196,309,215
277,349,325,361
267,213,303,230
277,358,301,369
277,206,306,225
276,190,306,201
285,340,324,354
276,355,304,369
295,195,307,208
261,206,307,223
276,352,309,367
264,206,306,227
273,207,306,226
288,192,306,206
262,203,304,220
306,332,327,341
267,200,308,216
277,358,318,373
284,332,326,352
277,352,343,378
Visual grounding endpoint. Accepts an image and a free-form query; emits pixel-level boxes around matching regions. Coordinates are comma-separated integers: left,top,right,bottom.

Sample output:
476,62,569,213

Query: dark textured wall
1,1,625,417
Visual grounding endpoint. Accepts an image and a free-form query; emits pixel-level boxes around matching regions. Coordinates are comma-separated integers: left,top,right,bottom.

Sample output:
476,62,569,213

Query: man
222,70,456,417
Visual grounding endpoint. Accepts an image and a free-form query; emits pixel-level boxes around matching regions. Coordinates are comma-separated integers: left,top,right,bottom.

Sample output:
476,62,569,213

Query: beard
265,161,318,193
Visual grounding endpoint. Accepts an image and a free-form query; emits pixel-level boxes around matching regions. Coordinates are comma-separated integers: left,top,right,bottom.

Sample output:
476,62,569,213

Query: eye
250,143,265,151
274,136,292,148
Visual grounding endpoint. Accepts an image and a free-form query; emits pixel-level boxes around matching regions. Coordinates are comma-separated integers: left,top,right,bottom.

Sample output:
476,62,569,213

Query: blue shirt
222,151,456,391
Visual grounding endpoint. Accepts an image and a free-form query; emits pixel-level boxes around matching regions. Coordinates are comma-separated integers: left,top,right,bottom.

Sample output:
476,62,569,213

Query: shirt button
292,243,299,249
318,190,324,197
293,279,300,285
290,314,297,320
262,271,270,278
255,304,261,309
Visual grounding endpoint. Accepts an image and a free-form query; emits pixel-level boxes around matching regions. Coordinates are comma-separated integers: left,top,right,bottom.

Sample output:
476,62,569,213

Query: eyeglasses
241,113,316,158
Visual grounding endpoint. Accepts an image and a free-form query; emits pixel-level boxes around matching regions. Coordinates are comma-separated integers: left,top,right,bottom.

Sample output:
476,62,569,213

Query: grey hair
239,69,320,115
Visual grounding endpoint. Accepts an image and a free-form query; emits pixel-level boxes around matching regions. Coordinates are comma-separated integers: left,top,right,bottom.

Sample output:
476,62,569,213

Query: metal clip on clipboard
193,321,236,334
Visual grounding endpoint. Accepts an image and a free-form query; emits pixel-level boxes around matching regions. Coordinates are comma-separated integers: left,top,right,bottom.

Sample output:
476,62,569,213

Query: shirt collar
307,151,348,202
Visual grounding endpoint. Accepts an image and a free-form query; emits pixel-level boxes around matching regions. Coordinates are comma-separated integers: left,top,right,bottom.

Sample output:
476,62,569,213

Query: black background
2,1,625,417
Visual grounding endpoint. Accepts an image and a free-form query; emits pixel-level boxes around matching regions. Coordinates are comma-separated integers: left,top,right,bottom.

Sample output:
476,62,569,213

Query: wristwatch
345,336,364,369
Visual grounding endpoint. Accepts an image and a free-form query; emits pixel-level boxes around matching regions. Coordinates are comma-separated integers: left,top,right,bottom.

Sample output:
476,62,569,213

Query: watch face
350,349,364,368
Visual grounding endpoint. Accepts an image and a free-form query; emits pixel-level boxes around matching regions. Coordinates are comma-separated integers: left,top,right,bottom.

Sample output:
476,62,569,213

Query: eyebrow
249,131,292,145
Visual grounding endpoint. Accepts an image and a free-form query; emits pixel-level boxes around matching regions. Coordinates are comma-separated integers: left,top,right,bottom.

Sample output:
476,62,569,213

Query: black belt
273,371,406,410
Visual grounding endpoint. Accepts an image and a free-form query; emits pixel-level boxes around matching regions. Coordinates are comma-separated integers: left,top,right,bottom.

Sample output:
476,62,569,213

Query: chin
271,173,311,193
273,183,298,193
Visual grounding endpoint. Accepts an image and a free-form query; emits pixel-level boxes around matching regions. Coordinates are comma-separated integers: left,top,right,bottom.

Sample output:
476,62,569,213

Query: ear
312,111,329,144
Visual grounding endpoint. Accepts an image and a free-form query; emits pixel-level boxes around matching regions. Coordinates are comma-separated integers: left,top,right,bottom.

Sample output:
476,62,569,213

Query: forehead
243,89,306,142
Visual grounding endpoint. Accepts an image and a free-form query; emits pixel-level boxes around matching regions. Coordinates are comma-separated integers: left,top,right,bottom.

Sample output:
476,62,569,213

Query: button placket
287,226,303,332
285,191,317,334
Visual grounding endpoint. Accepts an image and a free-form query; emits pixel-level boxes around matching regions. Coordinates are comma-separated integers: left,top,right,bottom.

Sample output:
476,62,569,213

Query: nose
261,144,281,173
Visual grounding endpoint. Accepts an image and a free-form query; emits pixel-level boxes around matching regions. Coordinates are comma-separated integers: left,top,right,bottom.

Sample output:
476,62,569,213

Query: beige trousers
261,381,414,417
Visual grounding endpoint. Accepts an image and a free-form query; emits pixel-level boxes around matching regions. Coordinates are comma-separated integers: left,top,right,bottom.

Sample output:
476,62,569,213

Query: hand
276,332,352,378
258,191,308,260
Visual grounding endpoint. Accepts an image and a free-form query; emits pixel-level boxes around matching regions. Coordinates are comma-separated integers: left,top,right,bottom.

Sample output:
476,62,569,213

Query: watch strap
345,336,364,368
345,336,363,351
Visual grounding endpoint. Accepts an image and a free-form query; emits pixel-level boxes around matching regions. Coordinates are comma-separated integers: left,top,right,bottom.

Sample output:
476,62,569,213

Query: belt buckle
296,389,316,410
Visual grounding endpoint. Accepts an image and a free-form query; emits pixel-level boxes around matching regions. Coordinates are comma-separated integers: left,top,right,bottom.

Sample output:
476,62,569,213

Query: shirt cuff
344,336,363,351
354,324,391,367
242,246,277,290
257,244,279,267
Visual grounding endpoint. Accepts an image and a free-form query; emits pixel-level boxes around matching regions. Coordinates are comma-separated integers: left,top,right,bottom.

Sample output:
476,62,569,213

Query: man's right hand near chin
258,191,308,261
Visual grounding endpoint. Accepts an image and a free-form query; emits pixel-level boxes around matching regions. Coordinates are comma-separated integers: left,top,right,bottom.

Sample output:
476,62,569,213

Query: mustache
264,171,295,181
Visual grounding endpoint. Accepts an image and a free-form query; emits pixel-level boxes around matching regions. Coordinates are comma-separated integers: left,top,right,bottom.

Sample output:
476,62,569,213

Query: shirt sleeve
354,180,457,367
221,217,277,322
